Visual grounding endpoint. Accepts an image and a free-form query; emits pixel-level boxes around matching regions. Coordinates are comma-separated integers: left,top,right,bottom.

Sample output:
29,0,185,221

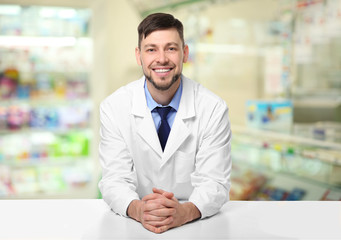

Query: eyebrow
143,42,180,49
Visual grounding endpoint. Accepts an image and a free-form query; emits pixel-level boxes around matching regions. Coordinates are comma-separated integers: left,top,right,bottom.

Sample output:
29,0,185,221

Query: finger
143,200,173,213
143,193,175,207
148,207,176,217
143,222,170,234
148,197,177,209
163,191,174,199
152,187,162,193
152,188,166,195
143,201,165,212
143,222,160,234
171,196,179,202
143,213,167,222
153,188,174,199
145,216,173,227
142,193,164,202
155,225,170,234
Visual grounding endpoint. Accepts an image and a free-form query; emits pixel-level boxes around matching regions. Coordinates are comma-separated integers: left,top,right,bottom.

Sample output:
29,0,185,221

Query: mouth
152,67,173,76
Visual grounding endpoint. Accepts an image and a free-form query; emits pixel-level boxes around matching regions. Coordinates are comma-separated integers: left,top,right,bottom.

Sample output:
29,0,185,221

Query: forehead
141,28,182,46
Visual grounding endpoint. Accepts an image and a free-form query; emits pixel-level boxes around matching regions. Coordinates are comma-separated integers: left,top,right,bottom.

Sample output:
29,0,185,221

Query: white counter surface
0,199,340,239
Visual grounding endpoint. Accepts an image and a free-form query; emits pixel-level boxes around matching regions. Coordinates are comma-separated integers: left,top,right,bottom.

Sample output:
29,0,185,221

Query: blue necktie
156,106,172,151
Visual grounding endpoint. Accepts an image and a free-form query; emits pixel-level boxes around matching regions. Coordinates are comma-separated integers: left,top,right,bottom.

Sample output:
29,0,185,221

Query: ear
135,47,142,66
183,44,189,63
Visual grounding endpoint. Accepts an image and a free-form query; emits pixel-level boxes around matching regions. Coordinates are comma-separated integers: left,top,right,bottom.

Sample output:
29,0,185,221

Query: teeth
154,69,170,73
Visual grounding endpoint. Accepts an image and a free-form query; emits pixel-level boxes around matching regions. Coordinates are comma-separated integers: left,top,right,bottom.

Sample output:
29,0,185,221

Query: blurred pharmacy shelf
230,125,341,201
0,5,96,199
233,125,341,153
128,0,222,17
3,185,95,199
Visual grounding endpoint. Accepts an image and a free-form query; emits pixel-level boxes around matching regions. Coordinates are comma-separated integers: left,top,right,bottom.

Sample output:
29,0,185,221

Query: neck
146,79,180,106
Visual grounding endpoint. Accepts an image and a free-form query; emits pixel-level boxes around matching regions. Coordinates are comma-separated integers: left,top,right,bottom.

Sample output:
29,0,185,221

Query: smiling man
99,13,232,234
136,18,188,105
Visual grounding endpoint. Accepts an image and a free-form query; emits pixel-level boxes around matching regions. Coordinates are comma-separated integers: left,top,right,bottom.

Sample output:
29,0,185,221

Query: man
99,13,232,234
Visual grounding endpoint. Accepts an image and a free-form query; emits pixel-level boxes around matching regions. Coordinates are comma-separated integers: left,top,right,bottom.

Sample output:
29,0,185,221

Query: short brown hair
137,13,184,49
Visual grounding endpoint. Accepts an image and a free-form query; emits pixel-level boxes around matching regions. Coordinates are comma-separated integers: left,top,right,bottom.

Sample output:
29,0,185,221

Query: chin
154,83,174,91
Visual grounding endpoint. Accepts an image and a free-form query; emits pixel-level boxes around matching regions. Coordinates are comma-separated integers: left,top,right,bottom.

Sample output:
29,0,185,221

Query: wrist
182,202,201,223
127,200,143,222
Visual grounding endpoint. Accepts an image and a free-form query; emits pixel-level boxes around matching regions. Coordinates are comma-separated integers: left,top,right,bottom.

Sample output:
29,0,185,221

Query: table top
0,199,340,239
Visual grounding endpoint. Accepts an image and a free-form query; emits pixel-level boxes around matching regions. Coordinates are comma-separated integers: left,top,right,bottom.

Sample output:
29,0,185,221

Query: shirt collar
144,77,183,111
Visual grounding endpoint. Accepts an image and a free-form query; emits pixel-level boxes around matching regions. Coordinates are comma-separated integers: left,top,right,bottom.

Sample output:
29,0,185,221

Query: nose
156,50,169,64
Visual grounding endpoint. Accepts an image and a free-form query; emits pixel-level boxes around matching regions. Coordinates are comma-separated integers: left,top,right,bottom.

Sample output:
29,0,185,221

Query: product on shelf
7,105,25,130
293,122,341,143
230,165,267,200
0,165,13,196
50,132,90,158
0,103,91,131
63,166,91,188
37,166,66,192
30,107,59,129
246,99,293,133
35,72,53,97
254,186,306,201
232,129,341,188
0,68,90,101
58,105,90,129
0,68,19,99
0,131,90,166
7,165,91,196
231,136,282,171
11,168,39,194
330,165,341,186
320,189,341,201
0,106,6,128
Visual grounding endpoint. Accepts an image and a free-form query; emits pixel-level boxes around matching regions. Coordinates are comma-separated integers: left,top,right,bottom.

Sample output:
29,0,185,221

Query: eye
146,48,155,52
168,47,176,51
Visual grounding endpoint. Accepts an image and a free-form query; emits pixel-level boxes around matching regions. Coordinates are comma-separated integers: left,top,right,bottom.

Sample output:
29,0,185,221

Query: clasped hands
127,187,200,234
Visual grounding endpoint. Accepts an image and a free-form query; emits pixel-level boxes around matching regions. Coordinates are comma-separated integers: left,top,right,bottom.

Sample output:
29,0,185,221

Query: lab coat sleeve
188,101,232,219
98,99,139,217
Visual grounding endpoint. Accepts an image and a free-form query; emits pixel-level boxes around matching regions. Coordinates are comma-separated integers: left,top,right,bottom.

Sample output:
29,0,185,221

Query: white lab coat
99,75,232,219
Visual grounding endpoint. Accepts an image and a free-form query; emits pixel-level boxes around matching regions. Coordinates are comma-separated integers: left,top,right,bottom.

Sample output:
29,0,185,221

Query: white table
0,199,340,239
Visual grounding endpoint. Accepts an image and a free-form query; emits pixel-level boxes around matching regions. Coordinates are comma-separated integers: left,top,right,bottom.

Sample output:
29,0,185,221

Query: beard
144,72,181,91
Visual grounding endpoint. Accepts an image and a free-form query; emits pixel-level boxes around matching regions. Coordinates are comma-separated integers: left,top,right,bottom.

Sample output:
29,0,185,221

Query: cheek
141,62,152,73
175,56,184,65
141,56,153,67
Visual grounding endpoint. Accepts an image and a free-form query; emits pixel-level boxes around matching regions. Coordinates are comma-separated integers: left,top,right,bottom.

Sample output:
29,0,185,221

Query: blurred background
0,0,340,201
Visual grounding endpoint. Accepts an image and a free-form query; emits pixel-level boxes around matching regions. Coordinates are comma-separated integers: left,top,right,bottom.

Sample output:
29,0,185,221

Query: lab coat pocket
174,151,195,183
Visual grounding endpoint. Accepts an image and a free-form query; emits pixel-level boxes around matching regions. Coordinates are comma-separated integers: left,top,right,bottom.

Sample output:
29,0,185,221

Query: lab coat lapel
161,76,195,165
132,77,163,157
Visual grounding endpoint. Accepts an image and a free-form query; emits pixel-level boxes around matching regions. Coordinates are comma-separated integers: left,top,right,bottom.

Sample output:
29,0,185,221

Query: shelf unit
0,5,95,199
0,98,94,198
230,125,341,200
